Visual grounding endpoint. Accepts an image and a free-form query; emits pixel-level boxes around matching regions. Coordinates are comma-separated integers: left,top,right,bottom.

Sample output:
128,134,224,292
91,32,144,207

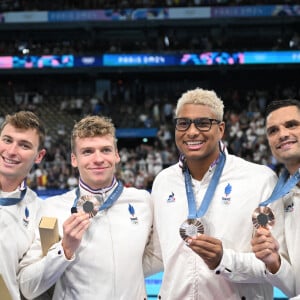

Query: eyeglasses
174,117,221,132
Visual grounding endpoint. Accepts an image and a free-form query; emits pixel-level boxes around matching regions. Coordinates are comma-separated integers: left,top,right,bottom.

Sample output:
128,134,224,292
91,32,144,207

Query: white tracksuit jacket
0,187,42,300
150,154,294,300
19,185,154,300
282,186,300,299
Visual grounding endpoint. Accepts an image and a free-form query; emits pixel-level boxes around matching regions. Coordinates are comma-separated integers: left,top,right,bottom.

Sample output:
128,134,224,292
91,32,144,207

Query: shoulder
154,163,180,179
226,154,276,177
122,186,151,199
43,189,77,215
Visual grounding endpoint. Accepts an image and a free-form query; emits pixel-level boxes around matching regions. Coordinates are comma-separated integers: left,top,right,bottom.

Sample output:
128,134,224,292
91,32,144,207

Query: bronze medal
76,195,101,218
252,206,275,229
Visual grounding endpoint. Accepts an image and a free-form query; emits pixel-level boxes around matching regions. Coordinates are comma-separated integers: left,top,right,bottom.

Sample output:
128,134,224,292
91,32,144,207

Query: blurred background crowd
0,0,299,192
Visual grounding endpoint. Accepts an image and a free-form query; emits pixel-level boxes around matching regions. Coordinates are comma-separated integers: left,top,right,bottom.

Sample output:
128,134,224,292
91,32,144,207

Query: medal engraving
252,206,275,229
77,195,101,218
179,219,204,241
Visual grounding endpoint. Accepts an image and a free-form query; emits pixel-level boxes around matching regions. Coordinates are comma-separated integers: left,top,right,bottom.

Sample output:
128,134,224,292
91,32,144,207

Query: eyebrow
2,134,34,146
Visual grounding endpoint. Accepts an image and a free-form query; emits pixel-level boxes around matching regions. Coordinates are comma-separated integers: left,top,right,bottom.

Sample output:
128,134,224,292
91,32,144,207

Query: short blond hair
71,115,117,152
175,88,224,120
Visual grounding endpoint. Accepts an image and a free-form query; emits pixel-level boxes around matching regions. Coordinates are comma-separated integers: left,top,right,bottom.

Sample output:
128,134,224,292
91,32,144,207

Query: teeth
186,141,203,145
3,158,18,164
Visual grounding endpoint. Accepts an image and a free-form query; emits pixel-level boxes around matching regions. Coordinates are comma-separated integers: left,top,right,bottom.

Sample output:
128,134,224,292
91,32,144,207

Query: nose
6,142,18,155
94,150,105,163
186,122,200,136
278,126,290,140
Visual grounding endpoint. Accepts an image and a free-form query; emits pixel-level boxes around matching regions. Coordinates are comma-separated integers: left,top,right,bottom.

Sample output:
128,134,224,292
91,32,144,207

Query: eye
177,119,189,126
103,147,113,153
286,120,300,129
1,136,11,144
266,127,278,136
196,119,211,127
20,143,31,150
82,149,93,155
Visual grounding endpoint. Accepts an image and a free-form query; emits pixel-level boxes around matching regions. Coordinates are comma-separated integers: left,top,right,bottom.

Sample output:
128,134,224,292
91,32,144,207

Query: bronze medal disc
77,195,101,218
252,206,275,229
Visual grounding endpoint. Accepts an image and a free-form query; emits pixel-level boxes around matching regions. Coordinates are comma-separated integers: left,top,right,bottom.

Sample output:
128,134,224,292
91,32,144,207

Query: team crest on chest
167,192,175,203
222,183,232,204
128,204,138,224
284,202,294,212
23,206,29,227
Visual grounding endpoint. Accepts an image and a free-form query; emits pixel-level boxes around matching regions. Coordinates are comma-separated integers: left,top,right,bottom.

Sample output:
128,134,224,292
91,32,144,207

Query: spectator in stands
18,115,160,299
0,111,46,299
150,87,293,299
252,99,300,297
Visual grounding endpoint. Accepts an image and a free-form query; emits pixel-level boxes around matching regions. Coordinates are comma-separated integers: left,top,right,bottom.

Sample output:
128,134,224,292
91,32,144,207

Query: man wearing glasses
149,88,293,299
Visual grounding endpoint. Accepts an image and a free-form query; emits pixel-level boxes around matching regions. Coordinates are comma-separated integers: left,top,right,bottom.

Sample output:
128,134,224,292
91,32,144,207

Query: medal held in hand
77,195,101,218
71,180,124,218
252,169,300,229
179,219,204,240
252,206,275,229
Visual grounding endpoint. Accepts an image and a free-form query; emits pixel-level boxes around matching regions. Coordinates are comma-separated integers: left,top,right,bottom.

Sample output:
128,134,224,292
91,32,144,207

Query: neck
186,152,220,181
0,176,22,192
79,177,116,194
285,163,300,177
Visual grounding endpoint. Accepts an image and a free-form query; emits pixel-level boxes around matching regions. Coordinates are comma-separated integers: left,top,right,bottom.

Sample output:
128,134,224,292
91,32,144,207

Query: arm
187,198,295,297
18,212,90,299
251,227,295,297
142,224,164,278
142,192,164,277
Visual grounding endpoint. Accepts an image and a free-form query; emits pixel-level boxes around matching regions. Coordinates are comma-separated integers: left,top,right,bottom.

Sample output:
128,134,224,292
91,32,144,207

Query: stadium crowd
7,81,295,192
0,0,299,192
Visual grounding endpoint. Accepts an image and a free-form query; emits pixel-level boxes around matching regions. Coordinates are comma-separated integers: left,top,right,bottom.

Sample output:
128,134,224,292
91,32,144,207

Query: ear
115,150,121,164
218,121,225,139
34,149,46,164
71,152,78,168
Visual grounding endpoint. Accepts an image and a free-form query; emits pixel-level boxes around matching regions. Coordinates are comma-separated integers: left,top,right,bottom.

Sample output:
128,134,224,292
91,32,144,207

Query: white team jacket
281,185,300,297
19,185,154,300
150,154,294,300
0,188,42,300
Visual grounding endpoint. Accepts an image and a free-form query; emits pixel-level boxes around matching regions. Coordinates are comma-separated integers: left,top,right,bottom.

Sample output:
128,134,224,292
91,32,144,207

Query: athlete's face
266,105,300,174
71,134,120,189
0,124,46,186
175,104,225,164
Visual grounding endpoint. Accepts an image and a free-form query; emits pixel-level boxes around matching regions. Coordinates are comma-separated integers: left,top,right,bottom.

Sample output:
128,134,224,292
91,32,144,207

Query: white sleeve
18,238,74,299
142,224,164,278
214,197,295,298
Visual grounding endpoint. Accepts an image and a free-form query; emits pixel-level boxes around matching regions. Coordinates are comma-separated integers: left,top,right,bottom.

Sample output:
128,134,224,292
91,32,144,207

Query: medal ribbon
0,189,27,206
184,151,226,219
259,168,300,207
72,180,124,212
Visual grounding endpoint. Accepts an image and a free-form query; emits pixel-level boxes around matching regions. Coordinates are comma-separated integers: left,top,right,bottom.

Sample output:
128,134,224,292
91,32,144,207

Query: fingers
186,234,223,270
251,227,280,270
62,212,90,259
63,212,90,239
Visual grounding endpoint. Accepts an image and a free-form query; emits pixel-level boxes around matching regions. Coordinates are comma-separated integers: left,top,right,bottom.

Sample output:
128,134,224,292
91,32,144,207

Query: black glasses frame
174,117,221,132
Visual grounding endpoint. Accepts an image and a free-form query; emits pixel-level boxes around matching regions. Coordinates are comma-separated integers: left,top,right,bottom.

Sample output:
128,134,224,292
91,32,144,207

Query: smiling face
71,134,120,189
266,105,300,174
0,124,46,190
175,103,225,169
